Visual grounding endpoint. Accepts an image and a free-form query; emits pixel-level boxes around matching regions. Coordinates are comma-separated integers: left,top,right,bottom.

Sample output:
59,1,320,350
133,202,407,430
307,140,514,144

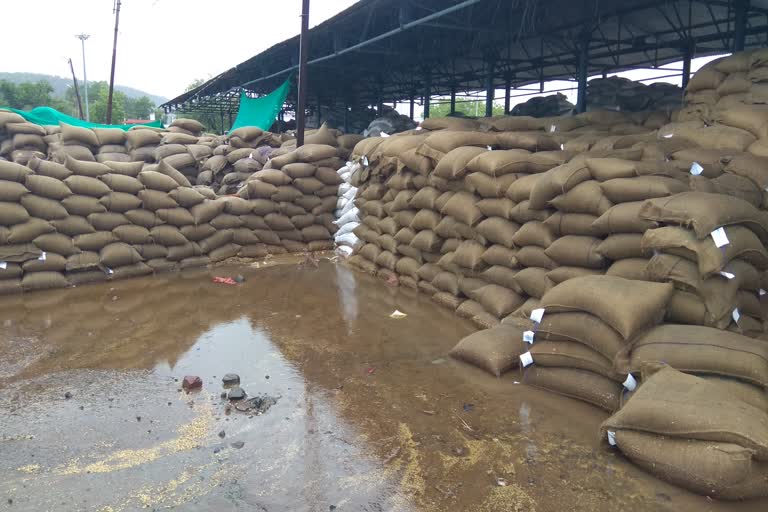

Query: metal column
576,34,590,114
504,76,511,115
682,42,694,90
423,71,431,119
734,0,749,52
485,59,495,118
409,92,415,120
450,84,456,114
296,0,310,147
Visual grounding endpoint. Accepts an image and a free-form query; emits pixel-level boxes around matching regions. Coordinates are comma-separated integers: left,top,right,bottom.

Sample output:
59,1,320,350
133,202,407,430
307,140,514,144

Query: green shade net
0,106,163,131
228,78,291,134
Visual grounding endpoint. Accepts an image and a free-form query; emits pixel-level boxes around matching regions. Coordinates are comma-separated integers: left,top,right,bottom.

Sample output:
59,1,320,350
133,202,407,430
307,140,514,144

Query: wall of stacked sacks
0,115,362,293
345,49,768,500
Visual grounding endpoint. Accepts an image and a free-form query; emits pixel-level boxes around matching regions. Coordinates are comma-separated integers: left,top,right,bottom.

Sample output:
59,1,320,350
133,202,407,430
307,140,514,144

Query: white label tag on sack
690,162,704,176
486,145,493,151
381,132,390,138
760,289,767,296
560,143,565,150
249,152,254,159
662,133,673,139
732,308,741,323
523,330,535,344
529,308,545,324
362,156,369,166
622,374,637,392
607,430,617,446
519,351,534,367
105,267,114,275
416,126,423,131
549,125,556,133
719,271,736,280
38,251,46,261
0,262,6,270
711,227,729,248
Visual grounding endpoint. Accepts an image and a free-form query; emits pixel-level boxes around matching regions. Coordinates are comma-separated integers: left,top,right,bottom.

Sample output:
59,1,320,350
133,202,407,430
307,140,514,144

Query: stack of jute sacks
684,49,768,111
344,50,768,498
0,127,342,295
0,111,54,165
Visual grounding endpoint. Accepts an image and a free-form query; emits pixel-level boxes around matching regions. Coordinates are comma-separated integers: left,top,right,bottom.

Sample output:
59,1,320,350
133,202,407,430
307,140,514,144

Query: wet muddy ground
1,256,766,512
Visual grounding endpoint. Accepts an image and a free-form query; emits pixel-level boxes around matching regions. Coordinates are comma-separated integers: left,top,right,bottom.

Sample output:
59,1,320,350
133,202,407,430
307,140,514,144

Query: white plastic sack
339,182,352,195
342,187,357,200
336,165,350,176
335,221,359,237
336,196,348,210
335,232,361,248
340,171,352,182
334,207,360,226
335,245,354,257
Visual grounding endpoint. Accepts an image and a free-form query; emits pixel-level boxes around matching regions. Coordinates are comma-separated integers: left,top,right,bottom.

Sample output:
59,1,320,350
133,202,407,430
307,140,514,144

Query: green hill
0,72,167,106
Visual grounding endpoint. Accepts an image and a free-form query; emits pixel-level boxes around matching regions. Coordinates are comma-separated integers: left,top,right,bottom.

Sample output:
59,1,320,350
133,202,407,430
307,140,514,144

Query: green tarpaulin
0,106,163,131
228,78,291,134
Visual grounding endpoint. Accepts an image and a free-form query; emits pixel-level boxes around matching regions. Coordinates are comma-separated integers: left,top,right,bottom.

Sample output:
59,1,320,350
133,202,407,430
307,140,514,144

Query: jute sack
22,252,67,272
99,173,144,194
24,175,71,200
100,192,142,213
697,374,768,412
8,218,55,242
471,284,526,318
544,212,601,237
605,258,650,281
455,300,488,320
104,161,143,177
690,174,763,209
65,175,111,197
157,160,193,188
523,366,621,412
585,158,682,182
536,311,626,360
640,192,768,241
21,194,68,220
475,217,518,248
516,246,556,269
546,266,604,284
74,232,116,251
464,172,521,199
610,430,768,500
480,265,521,292
539,275,673,339
514,267,554,299
658,122,756,152
21,271,67,291
529,161,591,209
476,198,515,220
592,201,659,235
627,324,768,386
28,157,71,180
433,146,488,179
596,233,646,260
545,235,604,269
509,201,552,224
0,243,41,262
599,175,689,203
88,212,129,231
33,232,79,256
506,173,542,202
0,202,30,225
529,340,621,381
723,154,768,190
100,242,143,268
65,156,110,177
511,221,555,248
641,225,768,276
440,191,483,226
549,180,612,216
449,323,528,377
139,171,180,192
602,366,768,460
416,131,496,163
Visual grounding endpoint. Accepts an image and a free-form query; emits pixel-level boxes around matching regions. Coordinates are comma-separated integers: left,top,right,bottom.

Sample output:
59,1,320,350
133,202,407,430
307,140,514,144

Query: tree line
0,79,158,124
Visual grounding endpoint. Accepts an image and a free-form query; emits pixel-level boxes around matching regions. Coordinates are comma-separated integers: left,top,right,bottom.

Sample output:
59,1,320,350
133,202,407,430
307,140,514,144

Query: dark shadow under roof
162,0,768,115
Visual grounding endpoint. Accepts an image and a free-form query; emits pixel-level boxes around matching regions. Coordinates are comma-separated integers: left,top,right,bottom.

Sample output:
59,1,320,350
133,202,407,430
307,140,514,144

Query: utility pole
67,58,85,119
107,0,122,124
296,0,310,147
76,34,90,121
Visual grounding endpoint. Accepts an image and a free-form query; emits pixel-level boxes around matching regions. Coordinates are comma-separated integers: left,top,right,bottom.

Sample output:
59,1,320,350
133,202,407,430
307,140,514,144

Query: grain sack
33,233,78,256
126,129,162,150
628,325,768,386
60,123,99,147
210,214,243,230
433,147,487,179
605,258,650,280
22,252,67,272
99,192,142,213
509,201,552,224
449,324,528,377
545,235,604,269
510,221,555,248
8,218,55,243
516,246,556,269
28,157,71,180
476,198,515,220
21,271,67,291
690,174,762,209
410,230,442,253
209,243,240,262
431,271,460,295
24,175,71,200
540,276,673,339
157,208,194,227
137,189,178,211
295,144,337,162
135,244,168,260
536,311,626,360
105,161,143,177
65,251,101,271
64,175,111,198
157,160,193,188
93,128,126,146
472,284,525,318
74,232,116,251
529,162,591,209
88,212,129,231
514,267,553,298
523,366,621,412
480,265,521,292
190,200,225,225
546,266,603,284
112,225,151,245
592,201,658,235
139,171,179,192
529,340,620,381
550,180,613,216
99,173,144,194
465,172,520,198
20,194,68,220
65,156,110,177
596,234,646,260
479,245,516,268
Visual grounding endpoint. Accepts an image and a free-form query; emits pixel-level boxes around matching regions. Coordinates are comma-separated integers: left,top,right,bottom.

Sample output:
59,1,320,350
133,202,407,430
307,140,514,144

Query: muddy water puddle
0,258,765,511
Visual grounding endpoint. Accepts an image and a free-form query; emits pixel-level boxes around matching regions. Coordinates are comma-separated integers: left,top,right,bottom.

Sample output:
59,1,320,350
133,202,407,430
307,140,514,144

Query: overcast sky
0,0,358,100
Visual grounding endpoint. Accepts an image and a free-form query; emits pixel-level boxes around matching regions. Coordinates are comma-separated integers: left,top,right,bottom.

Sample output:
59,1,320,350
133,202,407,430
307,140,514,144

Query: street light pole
76,34,90,122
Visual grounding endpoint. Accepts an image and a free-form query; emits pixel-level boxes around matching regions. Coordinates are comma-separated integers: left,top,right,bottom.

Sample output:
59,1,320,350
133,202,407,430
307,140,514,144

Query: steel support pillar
296,0,310,146
423,71,431,119
504,76,511,114
576,35,590,114
450,84,456,114
682,42,694,90
734,0,749,52
409,92,415,120
485,59,495,118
